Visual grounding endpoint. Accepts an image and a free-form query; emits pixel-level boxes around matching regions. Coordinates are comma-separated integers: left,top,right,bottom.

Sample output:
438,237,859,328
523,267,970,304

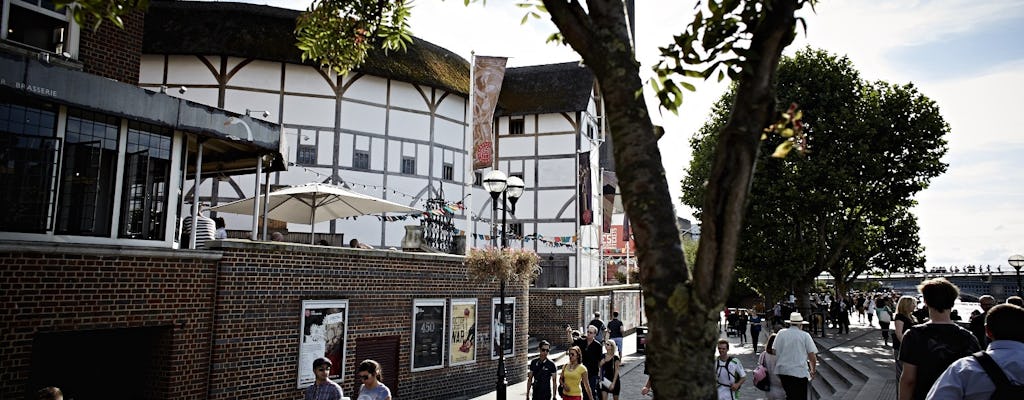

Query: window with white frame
2,0,79,56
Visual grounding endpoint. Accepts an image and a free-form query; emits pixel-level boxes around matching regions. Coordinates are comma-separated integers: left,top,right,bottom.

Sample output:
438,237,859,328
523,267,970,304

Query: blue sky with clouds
226,0,1023,268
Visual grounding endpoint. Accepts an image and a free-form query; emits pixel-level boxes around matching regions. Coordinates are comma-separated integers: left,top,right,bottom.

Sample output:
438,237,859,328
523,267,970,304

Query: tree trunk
544,1,800,398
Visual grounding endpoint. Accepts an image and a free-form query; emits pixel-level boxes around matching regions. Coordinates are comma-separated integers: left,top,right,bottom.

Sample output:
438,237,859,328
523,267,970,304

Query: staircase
810,329,900,400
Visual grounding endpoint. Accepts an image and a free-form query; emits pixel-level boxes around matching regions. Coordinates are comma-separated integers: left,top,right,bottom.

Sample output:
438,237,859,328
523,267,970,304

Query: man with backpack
715,339,746,400
926,303,1024,400
898,278,981,400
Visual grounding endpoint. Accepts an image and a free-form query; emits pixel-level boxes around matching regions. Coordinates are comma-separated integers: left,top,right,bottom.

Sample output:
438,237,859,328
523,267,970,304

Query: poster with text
449,299,477,365
296,300,348,389
491,297,515,359
411,299,446,371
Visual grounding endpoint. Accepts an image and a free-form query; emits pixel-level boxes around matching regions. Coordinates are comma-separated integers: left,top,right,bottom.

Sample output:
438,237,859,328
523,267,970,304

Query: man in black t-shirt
897,278,980,400
589,312,605,341
567,324,603,400
527,340,557,400
606,312,624,358
969,295,996,347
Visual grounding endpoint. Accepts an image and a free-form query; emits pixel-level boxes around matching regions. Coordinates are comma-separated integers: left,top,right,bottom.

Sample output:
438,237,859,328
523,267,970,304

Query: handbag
753,352,771,391
601,377,613,389
878,308,892,323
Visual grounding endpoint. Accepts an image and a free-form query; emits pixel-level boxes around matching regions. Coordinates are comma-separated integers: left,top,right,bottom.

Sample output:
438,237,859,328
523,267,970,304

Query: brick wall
78,10,144,84
0,242,219,399
528,285,641,349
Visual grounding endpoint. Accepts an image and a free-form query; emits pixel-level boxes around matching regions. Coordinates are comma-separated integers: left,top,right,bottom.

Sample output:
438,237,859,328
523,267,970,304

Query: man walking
898,278,981,400
606,312,624,359
568,325,603,400
527,340,557,400
589,312,605,341
773,312,819,400
715,339,746,400
305,357,344,400
926,303,1024,400
969,295,996,348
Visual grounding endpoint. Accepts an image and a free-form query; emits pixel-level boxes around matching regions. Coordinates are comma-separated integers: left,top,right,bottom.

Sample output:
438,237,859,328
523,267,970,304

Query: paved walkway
472,316,900,400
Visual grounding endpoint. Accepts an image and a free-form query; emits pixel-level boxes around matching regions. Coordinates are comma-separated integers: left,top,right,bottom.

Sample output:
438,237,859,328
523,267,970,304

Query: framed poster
411,299,447,371
491,297,515,360
296,300,349,389
449,298,477,366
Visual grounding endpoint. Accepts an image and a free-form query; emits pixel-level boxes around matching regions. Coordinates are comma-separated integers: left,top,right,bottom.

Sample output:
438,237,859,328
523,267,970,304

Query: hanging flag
578,151,593,225
470,55,508,170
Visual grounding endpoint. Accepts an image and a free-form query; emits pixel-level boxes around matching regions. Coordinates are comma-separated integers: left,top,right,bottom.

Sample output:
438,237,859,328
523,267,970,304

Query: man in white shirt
715,339,746,400
926,303,1024,400
773,312,818,400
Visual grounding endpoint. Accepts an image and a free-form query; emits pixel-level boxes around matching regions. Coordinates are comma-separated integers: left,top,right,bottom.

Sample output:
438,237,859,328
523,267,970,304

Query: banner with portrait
296,300,348,389
411,299,447,371
449,299,478,366
471,55,507,170
491,297,515,359
579,151,593,225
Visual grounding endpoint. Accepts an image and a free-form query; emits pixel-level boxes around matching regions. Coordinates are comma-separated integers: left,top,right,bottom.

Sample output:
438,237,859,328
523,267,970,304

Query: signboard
449,299,477,366
411,299,447,371
491,297,515,359
297,300,348,389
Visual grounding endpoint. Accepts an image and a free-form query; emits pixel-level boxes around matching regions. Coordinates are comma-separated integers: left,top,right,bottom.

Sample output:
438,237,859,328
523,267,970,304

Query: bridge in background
822,271,1022,301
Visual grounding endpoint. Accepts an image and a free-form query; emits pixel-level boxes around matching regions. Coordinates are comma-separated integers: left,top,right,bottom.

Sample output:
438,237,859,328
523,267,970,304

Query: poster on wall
449,299,477,366
296,300,348,389
491,297,515,359
411,299,447,371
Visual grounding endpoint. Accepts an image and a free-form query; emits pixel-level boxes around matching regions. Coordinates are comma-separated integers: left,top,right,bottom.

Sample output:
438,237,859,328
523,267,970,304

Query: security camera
178,86,188,94
260,110,270,118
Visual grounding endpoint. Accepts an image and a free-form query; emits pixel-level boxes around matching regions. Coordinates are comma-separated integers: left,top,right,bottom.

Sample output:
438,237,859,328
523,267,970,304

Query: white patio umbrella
210,182,422,244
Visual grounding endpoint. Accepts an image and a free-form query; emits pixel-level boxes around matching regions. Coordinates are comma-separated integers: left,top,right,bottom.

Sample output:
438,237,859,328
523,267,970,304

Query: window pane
57,109,120,236
118,121,173,240
354,151,369,170
510,119,524,135
442,163,454,181
7,3,69,53
0,97,59,232
296,144,316,165
401,157,415,174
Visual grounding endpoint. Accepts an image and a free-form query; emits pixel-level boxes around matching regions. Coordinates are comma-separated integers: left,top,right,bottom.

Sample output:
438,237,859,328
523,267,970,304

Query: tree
74,0,810,397
681,48,948,310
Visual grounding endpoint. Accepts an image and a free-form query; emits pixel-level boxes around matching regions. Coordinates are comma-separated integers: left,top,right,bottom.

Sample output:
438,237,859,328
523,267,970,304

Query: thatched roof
496,62,594,117
143,0,469,95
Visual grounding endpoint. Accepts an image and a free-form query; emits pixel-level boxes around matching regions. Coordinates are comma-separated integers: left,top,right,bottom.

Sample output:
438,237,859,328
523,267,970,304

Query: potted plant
465,247,540,283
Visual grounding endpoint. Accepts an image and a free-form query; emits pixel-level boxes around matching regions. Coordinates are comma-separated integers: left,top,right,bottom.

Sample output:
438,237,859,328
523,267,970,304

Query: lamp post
1009,254,1024,297
483,170,525,400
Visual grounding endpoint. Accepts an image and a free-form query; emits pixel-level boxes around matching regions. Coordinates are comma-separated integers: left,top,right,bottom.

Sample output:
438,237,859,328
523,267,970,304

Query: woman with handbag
598,340,621,400
559,346,594,400
759,334,787,400
876,297,893,345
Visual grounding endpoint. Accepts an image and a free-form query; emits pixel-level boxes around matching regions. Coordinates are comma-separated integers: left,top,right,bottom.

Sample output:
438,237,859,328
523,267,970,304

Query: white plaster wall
536,135,576,157
434,118,464,149
284,64,336,97
538,113,575,134
344,75,388,104
177,88,219,108
436,93,465,121
139,55,165,84
165,55,218,85
283,95,335,127
537,158,575,188
224,89,279,122
317,130,334,165
498,135,535,158
386,139,402,173
537,189,575,219
340,101,386,134
388,109,431,142
228,60,281,91
371,137,385,170
389,81,429,112
338,133,354,168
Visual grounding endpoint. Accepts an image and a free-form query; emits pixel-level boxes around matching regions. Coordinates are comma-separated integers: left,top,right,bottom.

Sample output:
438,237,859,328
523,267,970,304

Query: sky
226,0,1023,269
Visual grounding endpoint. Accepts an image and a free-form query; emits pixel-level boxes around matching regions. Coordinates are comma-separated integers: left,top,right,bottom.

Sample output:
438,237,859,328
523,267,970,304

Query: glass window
57,109,120,236
509,118,524,135
0,96,59,232
442,163,454,181
296,144,316,165
353,150,369,170
401,157,415,175
4,0,72,54
118,122,172,240
473,172,482,187
509,223,523,238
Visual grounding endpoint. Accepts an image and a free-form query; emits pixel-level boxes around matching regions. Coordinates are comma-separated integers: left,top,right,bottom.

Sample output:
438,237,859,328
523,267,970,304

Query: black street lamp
1009,254,1024,297
483,170,524,400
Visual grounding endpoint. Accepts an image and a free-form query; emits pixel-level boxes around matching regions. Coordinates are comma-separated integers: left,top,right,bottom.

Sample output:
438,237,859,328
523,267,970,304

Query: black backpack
972,351,1024,400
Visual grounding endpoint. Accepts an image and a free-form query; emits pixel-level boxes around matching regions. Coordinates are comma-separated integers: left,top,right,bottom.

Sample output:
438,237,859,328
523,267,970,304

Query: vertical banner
491,297,515,359
449,299,478,366
411,299,447,371
579,151,593,225
601,170,618,233
297,300,348,389
471,56,508,170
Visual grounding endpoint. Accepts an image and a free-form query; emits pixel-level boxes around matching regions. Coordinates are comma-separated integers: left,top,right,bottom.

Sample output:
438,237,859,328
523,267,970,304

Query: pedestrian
606,312,624,359
857,293,867,323
715,339,746,400
36,387,62,400
527,340,557,400
866,295,876,325
877,297,894,346
590,312,605,341
897,278,981,400
350,238,373,249
773,312,819,400
181,205,216,248
1006,296,1023,307
736,310,749,346
271,231,285,241
598,340,621,400
214,216,227,239
559,346,594,400
926,303,1024,400
969,295,995,348
567,324,603,400
305,357,344,400
894,295,918,374
762,334,787,400
355,359,392,400
750,312,763,350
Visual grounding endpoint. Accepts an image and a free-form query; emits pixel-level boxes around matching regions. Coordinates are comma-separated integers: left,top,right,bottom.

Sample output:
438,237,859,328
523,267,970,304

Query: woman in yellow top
560,346,594,400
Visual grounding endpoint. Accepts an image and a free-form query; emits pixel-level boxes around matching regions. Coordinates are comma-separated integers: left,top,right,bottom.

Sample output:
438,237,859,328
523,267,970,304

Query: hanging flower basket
465,247,540,283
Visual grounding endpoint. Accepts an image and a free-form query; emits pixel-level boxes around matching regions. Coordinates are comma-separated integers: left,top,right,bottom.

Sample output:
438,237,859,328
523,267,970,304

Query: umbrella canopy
211,182,422,243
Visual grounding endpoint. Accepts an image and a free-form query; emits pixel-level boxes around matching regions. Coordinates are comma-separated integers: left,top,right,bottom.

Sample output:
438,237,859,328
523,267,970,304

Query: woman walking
560,346,594,400
892,296,917,374
875,297,893,345
749,312,763,350
598,340,621,400
355,359,392,400
761,334,786,400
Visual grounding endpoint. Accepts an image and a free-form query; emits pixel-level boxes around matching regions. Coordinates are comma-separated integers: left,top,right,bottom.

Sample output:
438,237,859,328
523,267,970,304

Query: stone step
811,349,869,400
